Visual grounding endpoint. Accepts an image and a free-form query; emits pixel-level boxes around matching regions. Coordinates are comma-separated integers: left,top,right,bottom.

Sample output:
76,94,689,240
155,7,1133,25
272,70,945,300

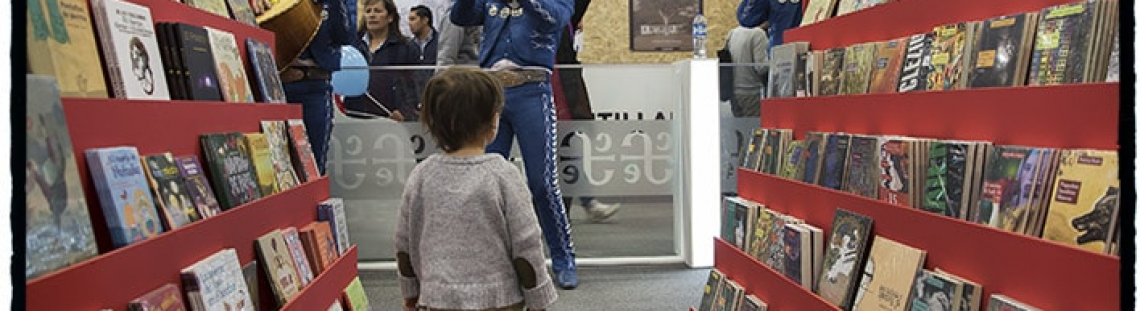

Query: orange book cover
868,38,908,94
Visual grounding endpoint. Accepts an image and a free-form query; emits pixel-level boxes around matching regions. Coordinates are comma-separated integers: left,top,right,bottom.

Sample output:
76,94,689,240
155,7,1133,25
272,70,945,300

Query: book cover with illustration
200,132,262,210
205,27,255,103
173,23,223,101
987,295,1043,311
1042,149,1119,253
1028,1,1100,85
175,155,223,219
698,268,725,311
26,0,108,98
819,133,852,190
742,128,766,170
25,75,99,280
739,295,769,311
243,133,280,196
225,0,258,25
142,152,200,231
260,120,301,190
281,227,316,287
732,198,760,252
851,236,926,311
246,38,287,103
128,283,186,311
299,221,340,273
928,22,979,91
319,198,352,254
817,208,874,310
972,146,1043,232
85,146,165,248
802,0,838,25
841,42,877,95
801,132,829,185
908,269,963,311
921,141,979,219
287,119,322,182
783,223,812,288
90,0,170,99
721,197,741,248
769,42,809,98
818,47,847,96
933,269,983,311
181,248,255,311
184,0,229,18
969,13,1040,88
780,140,806,180
878,138,913,206
796,51,817,97
760,215,789,277
715,280,744,311
867,38,907,94
748,207,777,259
844,135,881,199
256,229,302,305
897,32,933,92
343,276,371,311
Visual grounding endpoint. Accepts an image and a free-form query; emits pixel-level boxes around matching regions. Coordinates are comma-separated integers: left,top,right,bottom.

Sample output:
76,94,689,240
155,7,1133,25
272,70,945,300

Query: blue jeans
284,80,333,175
486,81,576,273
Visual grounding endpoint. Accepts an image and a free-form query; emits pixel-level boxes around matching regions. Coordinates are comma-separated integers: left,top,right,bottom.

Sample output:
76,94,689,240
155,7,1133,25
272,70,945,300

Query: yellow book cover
27,0,108,98
260,120,301,191
343,276,370,311
748,207,776,258
802,0,838,25
1043,149,1119,253
852,236,927,311
841,43,877,95
244,133,280,196
927,23,972,91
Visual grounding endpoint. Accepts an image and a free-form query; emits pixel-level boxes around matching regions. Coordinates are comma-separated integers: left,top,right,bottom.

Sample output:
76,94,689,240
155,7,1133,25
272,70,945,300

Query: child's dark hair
420,67,504,152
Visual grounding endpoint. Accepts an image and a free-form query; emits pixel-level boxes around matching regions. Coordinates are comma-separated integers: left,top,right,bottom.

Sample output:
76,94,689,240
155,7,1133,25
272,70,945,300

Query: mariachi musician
252,0,355,175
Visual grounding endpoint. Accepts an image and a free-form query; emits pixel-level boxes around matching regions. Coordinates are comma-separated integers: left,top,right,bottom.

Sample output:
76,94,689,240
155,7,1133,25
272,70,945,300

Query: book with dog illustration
86,146,165,248
25,76,99,280
851,236,926,311
1042,149,1119,253
817,208,874,310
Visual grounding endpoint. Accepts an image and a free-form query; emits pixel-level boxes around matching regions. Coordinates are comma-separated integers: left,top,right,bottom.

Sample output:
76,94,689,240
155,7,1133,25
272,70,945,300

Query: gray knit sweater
396,153,558,310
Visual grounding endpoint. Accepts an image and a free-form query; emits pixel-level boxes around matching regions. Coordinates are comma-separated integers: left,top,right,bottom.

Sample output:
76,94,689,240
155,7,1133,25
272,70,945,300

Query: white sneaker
585,201,621,221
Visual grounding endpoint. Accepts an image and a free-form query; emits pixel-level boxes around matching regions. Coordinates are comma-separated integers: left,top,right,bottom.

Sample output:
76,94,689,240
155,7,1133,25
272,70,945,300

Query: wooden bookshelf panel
759,83,1120,150
281,246,359,311
714,238,842,311
786,0,1087,50
26,177,331,311
735,169,1120,311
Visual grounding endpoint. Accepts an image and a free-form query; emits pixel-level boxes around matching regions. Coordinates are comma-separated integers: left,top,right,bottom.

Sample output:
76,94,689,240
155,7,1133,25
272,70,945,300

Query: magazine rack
24,0,357,308
719,0,1123,309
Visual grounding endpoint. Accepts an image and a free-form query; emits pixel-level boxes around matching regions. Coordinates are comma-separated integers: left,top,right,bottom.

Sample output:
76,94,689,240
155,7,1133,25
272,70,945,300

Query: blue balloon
331,45,369,96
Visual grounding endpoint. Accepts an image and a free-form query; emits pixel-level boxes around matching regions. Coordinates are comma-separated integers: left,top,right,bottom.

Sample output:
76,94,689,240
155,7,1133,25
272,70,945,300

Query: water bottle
692,13,708,58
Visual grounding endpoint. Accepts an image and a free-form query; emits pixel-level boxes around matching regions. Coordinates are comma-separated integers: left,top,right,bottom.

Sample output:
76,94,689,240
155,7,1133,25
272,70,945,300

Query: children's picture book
342,276,371,311
260,120,301,191
90,0,170,99
246,39,287,103
205,27,255,103
281,227,316,287
26,0,108,98
127,283,186,311
86,146,165,247
175,155,223,219
287,119,322,182
142,152,200,230
256,229,302,306
817,208,874,310
181,248,255,311
25,75,99,280
318,198,351,255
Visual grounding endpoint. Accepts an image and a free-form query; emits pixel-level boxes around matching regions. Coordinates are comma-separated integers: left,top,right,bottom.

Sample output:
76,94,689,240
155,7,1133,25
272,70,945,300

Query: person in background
436,0,482,67
736,0,802,50
409,5,439,64
726,22,769,117
397,67,557,311
451,0,582,289
343,0,423,121
252,0,354,174
553,0,620,221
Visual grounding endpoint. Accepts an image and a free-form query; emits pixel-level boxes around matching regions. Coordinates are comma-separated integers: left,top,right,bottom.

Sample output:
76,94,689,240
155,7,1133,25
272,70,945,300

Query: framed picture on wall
628,0,703,51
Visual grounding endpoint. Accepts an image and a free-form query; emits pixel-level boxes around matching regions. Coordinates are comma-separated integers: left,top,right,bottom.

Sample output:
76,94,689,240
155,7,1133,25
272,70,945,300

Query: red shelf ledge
787,0,1087,50
759,83,1120,150
714,238,842,311
735,169,1120,311
281,246,359,311
26,178,332,311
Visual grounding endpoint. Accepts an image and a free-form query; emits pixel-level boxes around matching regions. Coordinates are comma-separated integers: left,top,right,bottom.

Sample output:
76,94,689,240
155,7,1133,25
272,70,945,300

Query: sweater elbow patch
512,258,538,289
397,251,417,278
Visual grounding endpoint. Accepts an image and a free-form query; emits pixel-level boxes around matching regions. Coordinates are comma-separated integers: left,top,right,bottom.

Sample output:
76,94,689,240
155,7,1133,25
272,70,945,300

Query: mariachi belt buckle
489,70,526,88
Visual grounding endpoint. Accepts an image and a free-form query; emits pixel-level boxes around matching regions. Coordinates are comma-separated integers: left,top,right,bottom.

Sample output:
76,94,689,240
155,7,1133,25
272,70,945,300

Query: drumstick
364,92,394,115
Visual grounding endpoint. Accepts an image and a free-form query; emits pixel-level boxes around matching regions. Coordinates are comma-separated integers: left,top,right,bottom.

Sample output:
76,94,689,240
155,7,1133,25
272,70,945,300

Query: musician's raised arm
449,0,485,27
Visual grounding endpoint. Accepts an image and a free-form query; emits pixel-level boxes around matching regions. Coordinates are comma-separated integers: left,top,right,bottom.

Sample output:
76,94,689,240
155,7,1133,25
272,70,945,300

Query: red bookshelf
714,238,841,311
114,0,275,62
723,0,1122,310
785,0,1086,50
735,170,1120,310
282,246,359,311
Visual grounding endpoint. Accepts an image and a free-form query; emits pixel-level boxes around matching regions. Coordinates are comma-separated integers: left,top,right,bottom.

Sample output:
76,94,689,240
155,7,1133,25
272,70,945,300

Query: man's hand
403,297,418,311
251,0,273,15
389,111,406,122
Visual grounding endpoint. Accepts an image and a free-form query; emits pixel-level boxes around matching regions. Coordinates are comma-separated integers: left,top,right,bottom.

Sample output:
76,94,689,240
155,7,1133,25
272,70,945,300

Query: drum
256,0,322,71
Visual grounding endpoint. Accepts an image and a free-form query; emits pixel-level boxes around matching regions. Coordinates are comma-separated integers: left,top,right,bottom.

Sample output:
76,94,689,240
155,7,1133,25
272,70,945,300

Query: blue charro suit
737,0,802,50
281,0,355,175
451,0,580,281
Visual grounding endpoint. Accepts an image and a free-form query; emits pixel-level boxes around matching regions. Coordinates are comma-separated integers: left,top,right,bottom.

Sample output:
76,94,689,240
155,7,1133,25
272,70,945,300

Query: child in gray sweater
396,67,558,311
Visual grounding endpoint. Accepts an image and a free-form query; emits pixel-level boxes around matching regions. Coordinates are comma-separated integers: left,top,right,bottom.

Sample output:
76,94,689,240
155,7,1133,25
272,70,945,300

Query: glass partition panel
330,64,686,262
717,62,767,195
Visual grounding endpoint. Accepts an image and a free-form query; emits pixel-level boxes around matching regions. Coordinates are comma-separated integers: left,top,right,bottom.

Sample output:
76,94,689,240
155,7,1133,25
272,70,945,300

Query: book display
23,0,363,308
708,0,1120,310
